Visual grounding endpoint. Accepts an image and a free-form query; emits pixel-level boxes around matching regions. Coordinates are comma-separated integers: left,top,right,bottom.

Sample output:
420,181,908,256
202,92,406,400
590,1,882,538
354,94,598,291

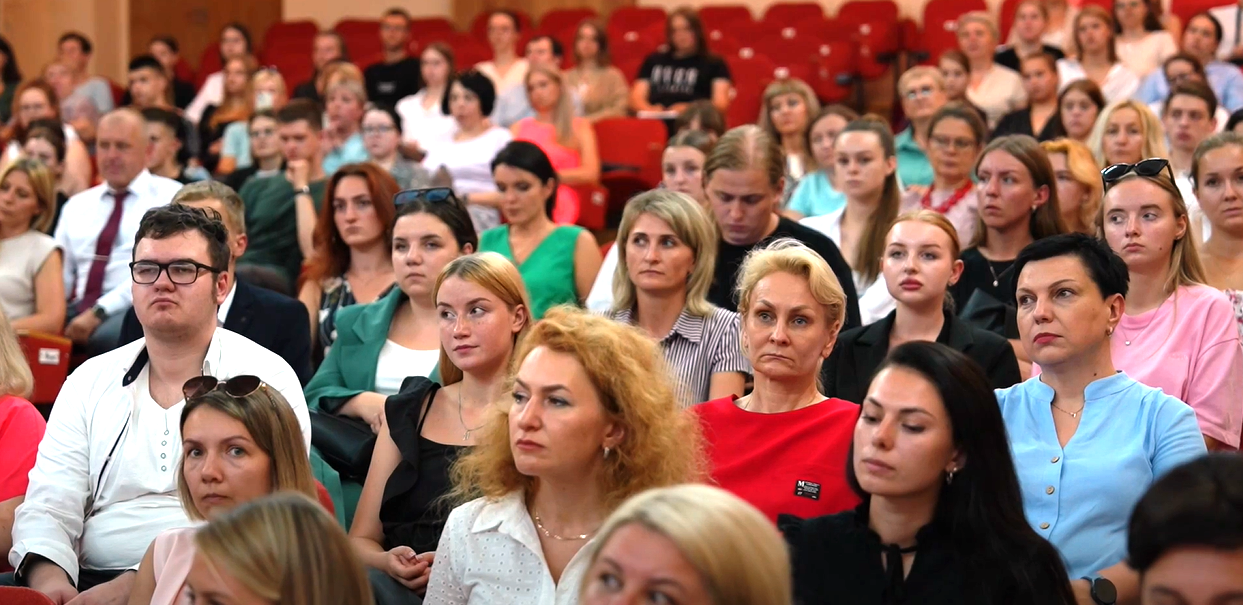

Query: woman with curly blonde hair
425,306,703,604
1087,98,1167,168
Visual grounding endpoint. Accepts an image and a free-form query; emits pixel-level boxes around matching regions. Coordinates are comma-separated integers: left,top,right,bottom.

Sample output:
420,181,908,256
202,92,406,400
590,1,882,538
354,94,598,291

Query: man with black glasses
4,204,310,603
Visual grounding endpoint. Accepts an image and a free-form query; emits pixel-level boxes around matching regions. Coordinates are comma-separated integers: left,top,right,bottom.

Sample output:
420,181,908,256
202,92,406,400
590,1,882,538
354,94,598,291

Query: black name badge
794,480,821,501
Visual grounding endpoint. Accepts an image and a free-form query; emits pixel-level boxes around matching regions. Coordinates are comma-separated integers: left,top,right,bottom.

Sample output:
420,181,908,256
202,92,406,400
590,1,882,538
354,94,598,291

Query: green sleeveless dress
479,225,583,319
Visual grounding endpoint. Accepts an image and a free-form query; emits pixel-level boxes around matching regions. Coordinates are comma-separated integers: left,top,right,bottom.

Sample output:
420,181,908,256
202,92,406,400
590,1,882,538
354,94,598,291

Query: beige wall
1,0,129,82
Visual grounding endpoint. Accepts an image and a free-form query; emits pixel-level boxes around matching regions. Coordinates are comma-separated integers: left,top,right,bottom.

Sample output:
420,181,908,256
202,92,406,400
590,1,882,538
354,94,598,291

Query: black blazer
118,279,313,385
821,310,1022,404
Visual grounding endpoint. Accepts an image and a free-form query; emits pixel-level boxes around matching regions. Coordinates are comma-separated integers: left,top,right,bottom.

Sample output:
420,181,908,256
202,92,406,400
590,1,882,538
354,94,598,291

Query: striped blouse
611,306,751,407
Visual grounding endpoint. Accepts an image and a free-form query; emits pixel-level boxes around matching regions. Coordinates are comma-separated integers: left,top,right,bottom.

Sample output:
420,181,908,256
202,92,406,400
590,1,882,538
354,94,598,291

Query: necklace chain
1051,401,1085,419
1117,296,1168,346
533,512,597,541
457,386,487,441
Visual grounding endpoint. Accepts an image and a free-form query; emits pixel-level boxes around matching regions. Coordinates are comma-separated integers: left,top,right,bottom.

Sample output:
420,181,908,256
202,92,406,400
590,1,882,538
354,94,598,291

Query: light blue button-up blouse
995,372,1207,578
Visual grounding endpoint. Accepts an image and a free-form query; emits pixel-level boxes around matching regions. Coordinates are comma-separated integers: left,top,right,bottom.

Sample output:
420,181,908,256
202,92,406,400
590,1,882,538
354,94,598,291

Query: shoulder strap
415,381,441,434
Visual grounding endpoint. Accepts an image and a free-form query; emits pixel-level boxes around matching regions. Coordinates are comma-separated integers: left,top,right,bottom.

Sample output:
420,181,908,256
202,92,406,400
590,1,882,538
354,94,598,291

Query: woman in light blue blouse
1000,233,1206,603
785,105,858,220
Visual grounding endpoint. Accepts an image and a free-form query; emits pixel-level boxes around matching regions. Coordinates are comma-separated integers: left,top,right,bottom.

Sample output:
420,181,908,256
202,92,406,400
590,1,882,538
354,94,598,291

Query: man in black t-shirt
364,8,423,107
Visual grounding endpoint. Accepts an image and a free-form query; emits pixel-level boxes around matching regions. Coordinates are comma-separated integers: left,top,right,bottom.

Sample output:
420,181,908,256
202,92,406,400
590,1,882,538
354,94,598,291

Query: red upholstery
699,5,755,29
335,19,383,63
538,8,598,37
315,480,335,514
595,118,667,189
18,330,71,406
196,45,222,87
172,58,196,85
998,0,1025,43
608,6,668,34
812,40,858,103
263,19,319,51
261,49,314,88
0,587,56,605
726,51,778,127
571,183,609,231
445,34,492,68
915,0,988,62
837,0,904,65
762,2,825,30
409,17,458,41
108,79,125,107
1172,0,1234,28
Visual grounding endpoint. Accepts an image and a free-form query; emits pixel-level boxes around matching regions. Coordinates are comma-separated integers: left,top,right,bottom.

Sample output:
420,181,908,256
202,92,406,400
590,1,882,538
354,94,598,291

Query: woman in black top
823,210,1021,404
781,341,1075,605
630,7,731,116
992,53,1064,142
994,0,1065,72
348,252,531,603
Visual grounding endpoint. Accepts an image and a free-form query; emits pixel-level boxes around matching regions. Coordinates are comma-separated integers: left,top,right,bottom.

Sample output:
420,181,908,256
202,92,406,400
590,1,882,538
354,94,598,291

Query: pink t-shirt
150,527,197,605
0,394,45,573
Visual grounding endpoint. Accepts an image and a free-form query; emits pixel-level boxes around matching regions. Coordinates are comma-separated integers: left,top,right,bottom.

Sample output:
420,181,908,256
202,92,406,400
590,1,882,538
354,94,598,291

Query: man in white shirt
492,36,583,128
5,204,311,604
1211,0,1243,63
57,108,182,355
1161,80,1218,241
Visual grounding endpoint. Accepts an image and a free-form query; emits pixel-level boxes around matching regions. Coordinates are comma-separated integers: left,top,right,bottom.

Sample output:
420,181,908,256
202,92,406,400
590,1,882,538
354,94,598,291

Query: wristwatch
91,304,108,321
295,185,312,197
1083,577,1117,605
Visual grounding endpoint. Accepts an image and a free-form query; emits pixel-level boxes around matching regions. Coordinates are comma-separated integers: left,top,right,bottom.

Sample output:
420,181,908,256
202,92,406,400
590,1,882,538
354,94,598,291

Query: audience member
631,8,731,116
1138,13,1243,113
957,12,1026,129
424,307,702,602
117,182,313,385
703,125,860,328
1,80,91,195
0,35,21,124
494,36,584,129
1057,6,1141,103
55,32,115,118
674,99,727,141
1192,132,1243,338
581,484,791,605
19,122,69,226
293,31,349,102
1127,454,1243,604
222,110,282,192
1033,0,1076,50
823,211,1021,403
57,109,182,354
306,188,476,519
349,252,529,604
480,141,601,319
1041,138,1104,234
126,55,177,111
993,52,1064,141
566,20,629,121
0,311,45,574
995,0,1067,71
237,99,327,290
1055,80,1107,146
476,11,529,96
142,107,197,184
785,341,1074,604
804,117,900,325
511,65,599,224
186,23,253,124
1003,233,1206,600
894,66,948,189
299,163,398,359
127,375,317,605
937,49,989,125
363,103,432,190
1114,0,1178,78
365,8,422,108
188,493,373,605
145,36,197,109
1096,158,1243,450
786,105,858,220
758,79,819,196
6,204,310,602
902,103,987,245
1164,81,1220,215
198,57,255,173
395,43,456,159
1211,0,1243,63
695,239,858,521
1145,56,1233,132
608,189,747,406
323,75,369,176
218,67,288,175
0,159,65,334
42,61,101,150
1089,99,1167,167
421,70,512,232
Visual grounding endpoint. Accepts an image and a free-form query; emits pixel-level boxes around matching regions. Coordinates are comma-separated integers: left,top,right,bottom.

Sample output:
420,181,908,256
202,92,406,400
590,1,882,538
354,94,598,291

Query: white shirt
800,209,896,326
1115,31,1178,79
425,492,595,605
54,170,183,316
396,90,457,146
1057,59,1141,104
476,59,530,97
8,328,311,582
218,282,237,325
965,64,1027,129
185,71,224,125
5,124,79,159
1212,4,1243,62
586,244,620,313
1175,170,1213,242
373,340,439,395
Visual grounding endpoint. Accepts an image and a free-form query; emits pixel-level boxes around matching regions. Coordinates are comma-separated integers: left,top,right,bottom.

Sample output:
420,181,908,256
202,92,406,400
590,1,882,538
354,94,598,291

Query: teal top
895,126,934,189
480,225,583,319
786,171,846,218
323,132,368,175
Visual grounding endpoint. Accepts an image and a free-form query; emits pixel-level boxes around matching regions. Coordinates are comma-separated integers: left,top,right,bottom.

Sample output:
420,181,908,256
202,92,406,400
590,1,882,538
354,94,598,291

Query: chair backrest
594,118,668,188
699,5,755,30
262,20,319,54
538,8,598,38
608,6,668,34
763,2,826,27
726,52,778,127
17,330,70,406
470,9,535,40
0,586,57,604
918,0,987,59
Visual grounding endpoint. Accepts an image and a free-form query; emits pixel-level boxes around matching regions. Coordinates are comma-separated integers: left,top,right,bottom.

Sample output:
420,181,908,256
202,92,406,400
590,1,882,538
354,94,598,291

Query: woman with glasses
1094,157,1243,450
566,20,628,122
1192,132,1243,340
1055,79,1107,144
786,105,859,220
350,253,530,604
127,375,318,605
1056,6,1140,103
956,12,1026,129
362,103,433,190
0,80,90,195
1042,138,1103,234
305,188,478,522
1088,99,1167,167
1114,0,1177,79
218,68,287,176
901,103,987,245
0,158,65,334
1003,233,1206,602
894,67,948,191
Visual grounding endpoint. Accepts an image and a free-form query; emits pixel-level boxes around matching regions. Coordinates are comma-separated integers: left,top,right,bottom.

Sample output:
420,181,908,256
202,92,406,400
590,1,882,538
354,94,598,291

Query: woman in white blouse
396,43,458,160
185,23,253,124
1113,0,1177,78
476,11,529,97
424,307,702,605
957,11,1026,129
1057,5,1141,103
803,117,900,325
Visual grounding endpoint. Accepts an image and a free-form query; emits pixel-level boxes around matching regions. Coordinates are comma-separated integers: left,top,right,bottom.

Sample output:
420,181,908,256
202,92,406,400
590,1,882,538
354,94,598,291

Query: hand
285,159,311,191
65,311,102,345
27,562,79,605
1071,579,1094,605
399,140,424,160
342,392,386,434
383,547,430,592
905,184,930,197
65,571,135,605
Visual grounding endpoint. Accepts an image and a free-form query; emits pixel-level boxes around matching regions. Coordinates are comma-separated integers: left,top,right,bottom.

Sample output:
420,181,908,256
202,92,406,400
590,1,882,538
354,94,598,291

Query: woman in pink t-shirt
0,312,47,573
1098,158,1243,450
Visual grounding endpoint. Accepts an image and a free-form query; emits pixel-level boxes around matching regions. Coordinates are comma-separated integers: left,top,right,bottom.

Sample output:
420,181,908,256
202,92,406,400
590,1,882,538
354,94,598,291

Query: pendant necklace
457,387,486,441
985,259,1001,288
1051,401,1085,418
1117,296,1168,346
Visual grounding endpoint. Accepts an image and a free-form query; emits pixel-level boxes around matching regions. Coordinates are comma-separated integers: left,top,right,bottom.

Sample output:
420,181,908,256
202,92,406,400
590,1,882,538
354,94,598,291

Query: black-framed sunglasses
1101,158,1175,189
183,375,264,401
394,187,457,207
130,260,222,285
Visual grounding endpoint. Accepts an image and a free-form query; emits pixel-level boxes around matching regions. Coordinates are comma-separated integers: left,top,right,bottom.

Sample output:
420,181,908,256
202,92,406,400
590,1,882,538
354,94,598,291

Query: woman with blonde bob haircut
0,158,66,334
1087,99,1167,168
425,307,702,603
1041,138,1103,234
757,78,820,193
188,492,373,605
694,239,862,523
579,484,791,605
609,189,748,406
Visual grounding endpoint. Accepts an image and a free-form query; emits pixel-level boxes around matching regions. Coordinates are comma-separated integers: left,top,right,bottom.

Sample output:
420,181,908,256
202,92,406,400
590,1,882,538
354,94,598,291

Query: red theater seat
539,8,598,36
0,587,56,605
608,6,667,34
18,330,70,406
470,9,534,40
762,2,826,28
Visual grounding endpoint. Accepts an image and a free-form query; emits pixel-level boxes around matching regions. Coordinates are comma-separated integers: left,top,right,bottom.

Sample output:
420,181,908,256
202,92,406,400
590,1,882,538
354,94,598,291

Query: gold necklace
533,512,597,541
1051,401,1085,419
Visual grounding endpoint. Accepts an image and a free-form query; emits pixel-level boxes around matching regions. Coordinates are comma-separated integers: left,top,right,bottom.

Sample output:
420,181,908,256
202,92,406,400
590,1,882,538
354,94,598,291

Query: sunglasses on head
182,375,264,401
1101,158,1174,189
394,187,457,207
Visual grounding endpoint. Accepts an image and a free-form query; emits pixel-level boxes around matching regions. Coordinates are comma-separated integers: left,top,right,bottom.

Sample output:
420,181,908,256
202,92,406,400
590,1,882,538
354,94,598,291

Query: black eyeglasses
1101,158,1175,189
183,375,264,401
130,260,222,285
394,187,457,207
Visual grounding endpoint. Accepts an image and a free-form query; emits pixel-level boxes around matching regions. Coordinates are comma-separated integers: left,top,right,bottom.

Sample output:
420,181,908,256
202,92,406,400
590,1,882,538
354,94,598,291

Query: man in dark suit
117,182,313,384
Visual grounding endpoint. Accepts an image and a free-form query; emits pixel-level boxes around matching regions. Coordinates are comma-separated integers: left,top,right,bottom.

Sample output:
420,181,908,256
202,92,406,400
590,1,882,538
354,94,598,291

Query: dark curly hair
133,203,231,273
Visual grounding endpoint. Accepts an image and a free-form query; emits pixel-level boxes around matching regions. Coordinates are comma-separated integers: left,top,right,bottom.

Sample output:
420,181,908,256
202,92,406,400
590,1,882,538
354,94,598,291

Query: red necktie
77,189,129,314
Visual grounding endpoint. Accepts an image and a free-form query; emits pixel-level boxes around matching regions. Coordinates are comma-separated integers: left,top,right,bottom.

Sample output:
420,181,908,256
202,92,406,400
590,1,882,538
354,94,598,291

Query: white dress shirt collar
218,281,238,325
